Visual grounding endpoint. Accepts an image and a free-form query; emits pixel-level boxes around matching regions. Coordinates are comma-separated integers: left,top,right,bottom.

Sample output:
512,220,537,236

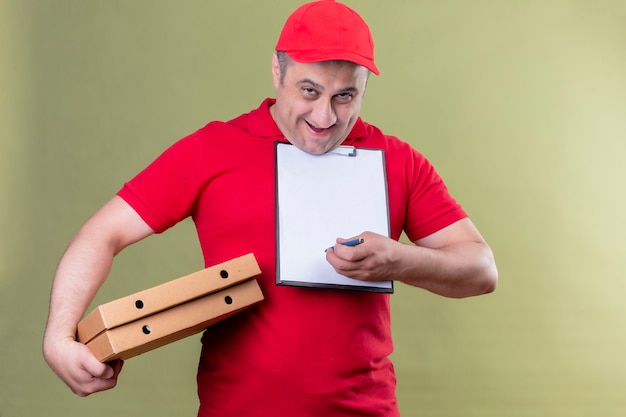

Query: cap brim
285,49,380,76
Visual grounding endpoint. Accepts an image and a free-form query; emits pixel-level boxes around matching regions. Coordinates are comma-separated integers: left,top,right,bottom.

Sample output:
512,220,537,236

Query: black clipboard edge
276,279,394,294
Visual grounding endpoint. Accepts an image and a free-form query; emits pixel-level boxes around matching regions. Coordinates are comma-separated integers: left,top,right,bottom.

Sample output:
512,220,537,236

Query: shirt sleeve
402,147,467,241
117,131,206,234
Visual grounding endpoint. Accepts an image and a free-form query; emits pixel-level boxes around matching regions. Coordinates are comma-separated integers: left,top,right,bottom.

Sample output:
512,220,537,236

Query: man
43,1,497,416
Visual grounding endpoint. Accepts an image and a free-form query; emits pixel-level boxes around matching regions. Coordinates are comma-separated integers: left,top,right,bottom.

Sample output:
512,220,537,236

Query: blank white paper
275,143,392,292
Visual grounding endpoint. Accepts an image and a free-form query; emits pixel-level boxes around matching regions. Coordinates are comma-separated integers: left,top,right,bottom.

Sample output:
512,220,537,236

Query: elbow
452,267,497,299
457,250,498,298
457,241,498,298
439,264,497,299
477,253,499,295
481,265,498,295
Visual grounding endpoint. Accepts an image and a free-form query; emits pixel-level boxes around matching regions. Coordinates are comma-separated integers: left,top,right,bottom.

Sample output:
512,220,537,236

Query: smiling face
270,53,369,155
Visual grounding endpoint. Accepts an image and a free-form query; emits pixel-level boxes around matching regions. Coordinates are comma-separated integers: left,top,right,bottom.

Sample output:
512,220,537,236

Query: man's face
270,54,369,155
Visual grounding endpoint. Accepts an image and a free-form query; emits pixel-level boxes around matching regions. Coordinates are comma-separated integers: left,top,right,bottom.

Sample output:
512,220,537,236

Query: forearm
44,230,117,346
41,225,124,396
394,240,498,298
42,197,154,396
44,197,153,343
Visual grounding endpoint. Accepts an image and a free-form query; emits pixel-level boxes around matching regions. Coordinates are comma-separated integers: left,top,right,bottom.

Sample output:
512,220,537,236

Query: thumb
84,357,114,379
99,359,124,379
109,359,124,377
100,364,115,379
94,362,114,379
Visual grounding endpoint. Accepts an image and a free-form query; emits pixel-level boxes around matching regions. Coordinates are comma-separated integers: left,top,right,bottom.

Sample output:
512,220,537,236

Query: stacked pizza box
77,253,264,362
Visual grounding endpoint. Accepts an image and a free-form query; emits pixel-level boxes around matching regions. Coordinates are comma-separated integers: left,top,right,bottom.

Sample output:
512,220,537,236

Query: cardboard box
78,253,261,343
85,279,264,362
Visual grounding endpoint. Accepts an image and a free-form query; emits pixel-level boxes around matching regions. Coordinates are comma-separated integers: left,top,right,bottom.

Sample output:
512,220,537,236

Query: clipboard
275,142,393,293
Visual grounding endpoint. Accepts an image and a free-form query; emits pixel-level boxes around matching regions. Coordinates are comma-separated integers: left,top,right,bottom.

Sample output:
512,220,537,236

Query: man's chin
310,138,349,155
303,147,327,156
291,140,333,155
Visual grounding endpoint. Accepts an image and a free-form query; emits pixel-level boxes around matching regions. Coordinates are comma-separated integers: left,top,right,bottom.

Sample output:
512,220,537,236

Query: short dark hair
275,50,371,85
276,51,292,85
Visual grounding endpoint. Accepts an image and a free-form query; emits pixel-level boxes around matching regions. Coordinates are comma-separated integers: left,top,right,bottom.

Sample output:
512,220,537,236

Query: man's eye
335,93,353,103
302,87,317,95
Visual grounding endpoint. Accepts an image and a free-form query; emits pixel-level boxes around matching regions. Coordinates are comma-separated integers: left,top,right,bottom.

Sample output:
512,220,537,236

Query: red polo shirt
118,98,466,416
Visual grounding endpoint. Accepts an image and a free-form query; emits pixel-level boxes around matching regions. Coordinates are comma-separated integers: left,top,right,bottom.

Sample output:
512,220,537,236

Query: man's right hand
44,335,124,396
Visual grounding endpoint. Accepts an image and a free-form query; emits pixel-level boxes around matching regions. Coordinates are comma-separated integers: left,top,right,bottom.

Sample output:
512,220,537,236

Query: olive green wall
1,1,625,416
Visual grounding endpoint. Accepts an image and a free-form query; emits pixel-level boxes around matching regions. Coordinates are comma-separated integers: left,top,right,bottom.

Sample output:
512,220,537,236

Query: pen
341,238,364,247
325,238,364,252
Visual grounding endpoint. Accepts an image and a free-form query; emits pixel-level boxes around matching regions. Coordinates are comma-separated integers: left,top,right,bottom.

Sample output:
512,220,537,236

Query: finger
91,358,124,380
332,244,367,262
108,359,125,377
82,354,113,379
79,360,123,396
335,236,362,245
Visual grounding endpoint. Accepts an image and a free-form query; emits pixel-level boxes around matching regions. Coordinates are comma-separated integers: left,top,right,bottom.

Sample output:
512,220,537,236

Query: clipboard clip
330,146,357,157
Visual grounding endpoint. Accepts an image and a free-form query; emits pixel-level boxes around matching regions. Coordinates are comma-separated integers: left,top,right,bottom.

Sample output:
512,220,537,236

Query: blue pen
326,237,364,252
342,238,364,247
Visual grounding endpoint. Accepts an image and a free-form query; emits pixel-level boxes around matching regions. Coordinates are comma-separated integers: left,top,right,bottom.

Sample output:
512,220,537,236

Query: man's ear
271,53,281,89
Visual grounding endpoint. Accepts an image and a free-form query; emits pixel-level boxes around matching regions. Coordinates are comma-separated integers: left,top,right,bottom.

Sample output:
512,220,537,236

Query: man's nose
309,100,336,129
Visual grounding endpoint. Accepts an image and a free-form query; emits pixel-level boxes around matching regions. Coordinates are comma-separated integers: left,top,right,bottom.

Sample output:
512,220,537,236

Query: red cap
275,0,380,75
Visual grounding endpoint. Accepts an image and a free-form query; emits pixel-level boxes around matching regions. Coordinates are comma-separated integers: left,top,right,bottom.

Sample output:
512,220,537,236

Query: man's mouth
306,121,330,134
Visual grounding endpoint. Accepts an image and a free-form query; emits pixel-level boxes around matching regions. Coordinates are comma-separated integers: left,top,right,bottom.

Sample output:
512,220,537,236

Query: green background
2,0,625,415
